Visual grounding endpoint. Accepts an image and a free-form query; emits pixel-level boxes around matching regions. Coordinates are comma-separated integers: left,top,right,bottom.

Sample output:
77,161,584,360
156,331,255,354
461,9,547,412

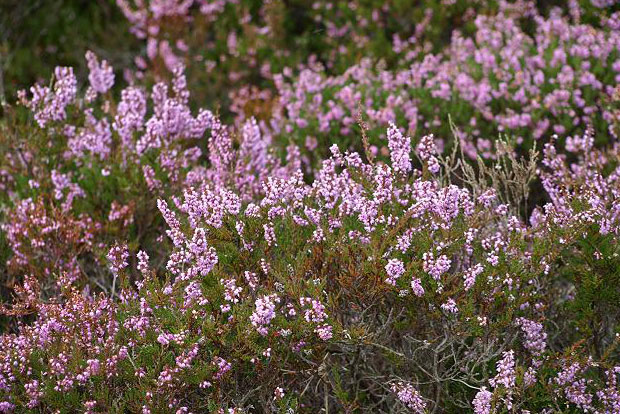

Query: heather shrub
272,3,620,163
1,0,620,412
1,115,619,411
0,57,300,304
111,0,549,120
3,1,616,120
113,0,489,103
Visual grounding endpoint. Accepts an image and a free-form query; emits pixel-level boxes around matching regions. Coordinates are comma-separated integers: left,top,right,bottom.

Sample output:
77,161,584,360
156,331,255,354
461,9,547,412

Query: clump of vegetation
1,1,619,412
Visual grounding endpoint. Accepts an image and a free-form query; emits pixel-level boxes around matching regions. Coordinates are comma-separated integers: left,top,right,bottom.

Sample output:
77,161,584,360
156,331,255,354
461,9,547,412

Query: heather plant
1,116,619,411
3,1,616,121
0,0,461,116
0,61,188,299
272,2,620,164
112,0,527,121
1,0,620,412
0,55,301,306
468,135,620,413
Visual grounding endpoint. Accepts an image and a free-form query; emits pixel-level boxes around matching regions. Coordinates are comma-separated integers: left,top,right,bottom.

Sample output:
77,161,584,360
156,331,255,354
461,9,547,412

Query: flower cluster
274,4,620,162
1,1,620,412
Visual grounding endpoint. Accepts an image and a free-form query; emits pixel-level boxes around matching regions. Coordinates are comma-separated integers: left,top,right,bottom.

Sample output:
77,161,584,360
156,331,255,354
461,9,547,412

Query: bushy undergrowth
0,0,619,413
273,3,620,163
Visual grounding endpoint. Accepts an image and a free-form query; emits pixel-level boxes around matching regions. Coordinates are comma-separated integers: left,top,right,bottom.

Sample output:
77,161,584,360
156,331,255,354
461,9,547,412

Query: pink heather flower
86,359,101,376
440,298,458,314
184,280,208,308
263,223,276,246
221,278,242,303
213,357,231,380
385,258,405,286
108,201,133,226
250,294,279,336
597,368,620,411
137,250,150,275
301,298,328,323
463,263,484,291
260,258,270,275
315,324,333,341
472,387,492,414
114,86,147,149
175,344,199,370
84,400,97,413
554,362,594,411
410,278,425,297
524,367,537,388
118,346,129,360
274,387,285,400
171,64,190,104
51,170,85,211
85,50,115,94
391,382,426,413
179,186,241,229
245,203,260,217
157,199,184,247
373,164,394,204
490,350,516,389
107,243,129,276
422,252,451,281
157,368,174,387
157,333,171,346
67,109,113,160
142,165,162,191
244,271,258,290
387,122,412,174
24,380,42,408
396,229,413,253
24,66,78,128
477,189,497,208
416,134,440,174
516,318,547,356
166,228,219,280
0,402,15,413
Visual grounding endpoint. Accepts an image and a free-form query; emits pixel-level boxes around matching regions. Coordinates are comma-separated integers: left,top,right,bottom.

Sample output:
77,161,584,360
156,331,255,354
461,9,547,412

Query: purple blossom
85,50,115,94
21,66,77,127
490,350,516,390
315,324,333,341
387,122,412,174
516,317,547,355
250,294,279,336
213,357,231,380
416,134,440,174
410,278,425,297
422,252,451,281
107,244,129,276
472,388,492,414
385,258,405,286
391,382,426,413
440,298,458,314
463,264,484,291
